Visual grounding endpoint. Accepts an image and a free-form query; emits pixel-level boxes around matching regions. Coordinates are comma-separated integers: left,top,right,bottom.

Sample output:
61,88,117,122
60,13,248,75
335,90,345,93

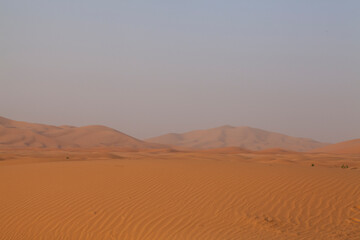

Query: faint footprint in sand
349,205,360,224
251,215,285,233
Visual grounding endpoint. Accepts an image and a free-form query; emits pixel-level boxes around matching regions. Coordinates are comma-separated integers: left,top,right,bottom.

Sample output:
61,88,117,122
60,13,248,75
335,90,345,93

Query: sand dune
197,146,253,154
257,148,297,154
1,117,359,239
0,150,359,239
311,139,360,154
0,116,161,149
146,125,328,152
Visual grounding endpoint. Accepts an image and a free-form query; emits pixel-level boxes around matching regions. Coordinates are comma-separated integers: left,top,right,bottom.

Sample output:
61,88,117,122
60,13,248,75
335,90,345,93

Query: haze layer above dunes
0,116,160,149
311,139,360,154
146,125,328,152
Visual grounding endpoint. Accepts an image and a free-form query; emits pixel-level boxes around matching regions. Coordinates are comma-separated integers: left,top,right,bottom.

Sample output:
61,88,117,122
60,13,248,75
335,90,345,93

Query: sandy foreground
0,150,359,239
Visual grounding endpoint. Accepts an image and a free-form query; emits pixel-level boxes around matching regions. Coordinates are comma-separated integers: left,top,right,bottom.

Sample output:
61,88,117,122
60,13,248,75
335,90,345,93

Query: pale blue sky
1,1,359,142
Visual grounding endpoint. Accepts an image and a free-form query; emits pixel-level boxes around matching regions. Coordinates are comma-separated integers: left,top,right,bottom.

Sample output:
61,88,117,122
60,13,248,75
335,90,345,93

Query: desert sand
0,149,359,239
1,117,359,239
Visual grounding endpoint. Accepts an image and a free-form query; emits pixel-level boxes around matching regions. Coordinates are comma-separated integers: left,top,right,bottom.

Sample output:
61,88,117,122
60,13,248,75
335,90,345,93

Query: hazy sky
1,1,359,143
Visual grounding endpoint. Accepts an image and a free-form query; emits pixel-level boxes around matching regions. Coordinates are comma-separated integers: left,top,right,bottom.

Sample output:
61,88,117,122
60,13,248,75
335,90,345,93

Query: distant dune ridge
0,116,160,149
0,116,331,151
146,125,328,152
311,138,360,154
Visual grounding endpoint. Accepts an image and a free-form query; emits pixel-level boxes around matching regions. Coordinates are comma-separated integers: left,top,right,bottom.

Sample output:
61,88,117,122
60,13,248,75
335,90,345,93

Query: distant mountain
0,116,161,149
310,139,360,154
146,125,328,152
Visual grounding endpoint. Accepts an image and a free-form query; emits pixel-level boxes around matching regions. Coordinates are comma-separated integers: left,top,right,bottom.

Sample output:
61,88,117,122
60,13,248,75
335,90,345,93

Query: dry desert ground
0,149,359,239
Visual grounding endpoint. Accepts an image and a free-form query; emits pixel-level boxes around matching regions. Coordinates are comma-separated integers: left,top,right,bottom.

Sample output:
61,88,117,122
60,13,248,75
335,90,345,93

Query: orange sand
0,150,359,239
